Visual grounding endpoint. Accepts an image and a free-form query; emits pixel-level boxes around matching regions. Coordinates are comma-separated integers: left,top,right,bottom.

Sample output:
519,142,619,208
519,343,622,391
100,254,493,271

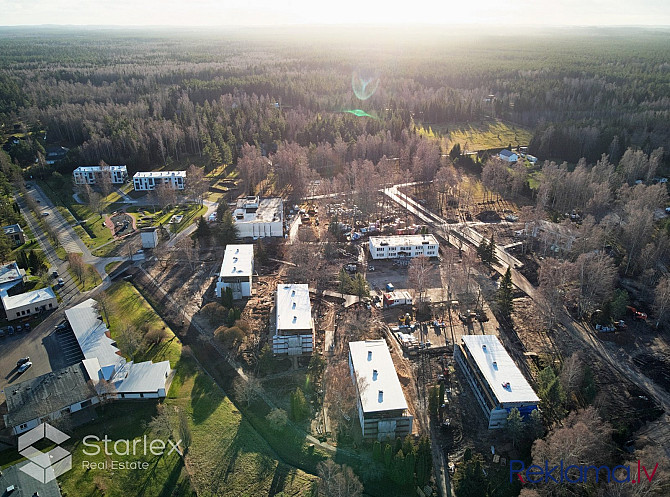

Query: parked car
41,211,50,216
24,323,30,331
8,325,15,335
367,265,375,272
17,357,30,367
16,325,22,332
52,270,59,278
0,329,5,338
54,321,68,331
17,362,32,373
57,278,65,286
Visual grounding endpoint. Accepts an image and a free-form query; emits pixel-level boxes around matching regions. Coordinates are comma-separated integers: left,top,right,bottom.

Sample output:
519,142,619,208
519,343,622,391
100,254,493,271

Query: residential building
0,461,62,496
0,261,26,293
233,196,284,239
45,145,69,164
140,227,159,249
454,335,539,429
368,234,439,260
348,339,413,440
3,362,99,435
216,244,254,299
1,287,57,321
3,223,25,246
383,290,413,308
498,149,519,162
273,284,313,355
132,171,186,191
73,165,128,185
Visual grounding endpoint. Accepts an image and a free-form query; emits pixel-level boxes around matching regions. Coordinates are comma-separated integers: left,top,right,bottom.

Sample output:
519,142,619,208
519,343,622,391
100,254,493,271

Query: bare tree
88,191,104,218
317,460,363,497
324,359,360,438
234,375,262,407
97,161,114,199
538,258,575,328
408,255,431,306
67,252,85,283
155,181,177,211
186,164,207,206
117,323,143,360
94,291,112,327
572,251,617,318
653,275,670,330
559,352,584,396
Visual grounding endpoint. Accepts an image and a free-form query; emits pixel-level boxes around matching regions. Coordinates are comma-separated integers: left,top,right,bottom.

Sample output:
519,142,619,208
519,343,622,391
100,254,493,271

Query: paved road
166,199,217,248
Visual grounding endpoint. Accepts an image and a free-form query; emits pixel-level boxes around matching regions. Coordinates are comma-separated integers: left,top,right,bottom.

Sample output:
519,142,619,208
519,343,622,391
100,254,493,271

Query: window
49,303,53,308
20,423,27,430
80,399,92,408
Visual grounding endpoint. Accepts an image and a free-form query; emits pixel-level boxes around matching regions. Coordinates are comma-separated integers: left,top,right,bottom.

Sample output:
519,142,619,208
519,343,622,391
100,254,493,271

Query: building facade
2,224,25,246
140,227,159,249
454,335,539,429
132,171,186,191
368,234,439,260
273,284,313,355
233,196,284,239
348,339,413,440
1,287,57,321
73,165,128,185
216,244,254,299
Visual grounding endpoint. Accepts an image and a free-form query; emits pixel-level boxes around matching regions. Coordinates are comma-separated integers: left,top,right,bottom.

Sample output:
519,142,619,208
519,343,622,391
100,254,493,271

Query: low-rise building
348,339,413,440
1,287,57,321
140,227,159,249
498,149,519,162
383,290,413,308
369,234,439,260
73,165,128,185
45,145,69,164
454,335,539,429
233,196,284,239
132,171,186,191
216,244,254,299
273,284,313,355
0,261,26,293
3,223,25,246
0,461,63,496
3,362,99,435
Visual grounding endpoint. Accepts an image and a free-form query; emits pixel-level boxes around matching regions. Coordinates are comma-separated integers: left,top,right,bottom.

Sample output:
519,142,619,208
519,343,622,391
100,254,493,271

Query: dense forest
1,26,670,176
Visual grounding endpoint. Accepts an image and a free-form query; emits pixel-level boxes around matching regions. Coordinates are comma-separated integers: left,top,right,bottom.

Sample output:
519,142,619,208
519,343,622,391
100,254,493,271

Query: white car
18,361,32,373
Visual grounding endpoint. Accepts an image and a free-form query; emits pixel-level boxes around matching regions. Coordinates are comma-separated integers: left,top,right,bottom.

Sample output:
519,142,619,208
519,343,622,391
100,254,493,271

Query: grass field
426,119,533,152
67,261,102,292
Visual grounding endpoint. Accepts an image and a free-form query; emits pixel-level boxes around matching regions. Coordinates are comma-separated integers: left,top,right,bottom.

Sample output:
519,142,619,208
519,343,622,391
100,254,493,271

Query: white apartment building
216,244,254,299
273,284,313,356
73,165,128,185
368,234,439,260
233,196,283,239
133,171,186,191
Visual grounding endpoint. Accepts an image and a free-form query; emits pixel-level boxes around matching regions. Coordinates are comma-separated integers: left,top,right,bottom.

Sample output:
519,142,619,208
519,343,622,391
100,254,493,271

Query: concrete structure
216,244,254,299
369,234,439,260
132,171,185,191
0,261,26,293
3,223,25,246
140,227,159,249
1,287,57,321
73,165,128,185
454,335,539,429
383,290,413,308
273,284,314,355
233,196,284,239
498,149,519,162
348,339,413,440
3,362,98,435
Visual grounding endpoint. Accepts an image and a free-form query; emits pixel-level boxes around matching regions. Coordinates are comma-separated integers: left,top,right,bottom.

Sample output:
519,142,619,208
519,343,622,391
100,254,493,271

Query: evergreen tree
291,387,309,421
476,237,488,262
391,449,405,484
16,250,29,270
506,407,524,448
216,210,239,245
222,286,234,308
372,441,382,462
195,216,211,239
486,234,497,265
383,443,393,469
495,266,514,320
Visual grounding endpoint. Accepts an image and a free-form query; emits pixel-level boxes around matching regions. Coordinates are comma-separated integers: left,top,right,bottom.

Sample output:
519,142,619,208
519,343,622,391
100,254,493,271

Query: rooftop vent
292,302,296,309
292,316,297,324
492,361,498,369
367,350,372,361
291,290,295,297
378,390,384,403
235,248,239,254
233,257,238,263
232,267,236,273
502,382,510,389
482,344,487,351
372,369,378,381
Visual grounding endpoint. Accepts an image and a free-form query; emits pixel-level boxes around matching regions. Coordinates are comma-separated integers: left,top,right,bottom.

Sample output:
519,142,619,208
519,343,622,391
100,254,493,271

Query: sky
0,0,669,26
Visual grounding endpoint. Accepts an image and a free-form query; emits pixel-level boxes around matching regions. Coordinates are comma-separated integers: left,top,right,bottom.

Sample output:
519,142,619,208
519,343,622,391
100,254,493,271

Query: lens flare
352,69,380,100
344,109,375,118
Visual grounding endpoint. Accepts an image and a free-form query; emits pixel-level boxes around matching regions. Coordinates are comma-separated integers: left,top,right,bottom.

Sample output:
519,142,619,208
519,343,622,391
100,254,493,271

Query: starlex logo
510,460,660,485
18,422,72,484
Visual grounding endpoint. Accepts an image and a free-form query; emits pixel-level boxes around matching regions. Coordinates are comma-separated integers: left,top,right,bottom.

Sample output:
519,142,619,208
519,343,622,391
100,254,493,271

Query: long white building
349,339,413,440
1,287,57,321
455,335,539,429
73,165,128,185
133,171,186,191
273,284,313,356
216,244,254,299
368,234,439,260
233,196,284,239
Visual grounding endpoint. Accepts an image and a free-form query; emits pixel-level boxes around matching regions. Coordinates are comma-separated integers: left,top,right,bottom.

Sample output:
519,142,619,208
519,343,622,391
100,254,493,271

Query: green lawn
104,261,122,274
68,262,102,292
428,119,533,152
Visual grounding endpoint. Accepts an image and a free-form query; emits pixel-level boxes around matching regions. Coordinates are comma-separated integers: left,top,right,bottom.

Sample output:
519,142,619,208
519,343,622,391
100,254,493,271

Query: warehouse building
368,234,439,260
454,335,539,429
216,244,254,299
348,339,413,440
273,284,313,355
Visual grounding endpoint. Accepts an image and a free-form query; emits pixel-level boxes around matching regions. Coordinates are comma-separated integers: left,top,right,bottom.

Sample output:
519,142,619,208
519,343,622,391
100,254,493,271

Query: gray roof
1,287,57,312
4,363,96,428
0,462,62,497
499,149,515,157
3,223,24,235
0,261,25,288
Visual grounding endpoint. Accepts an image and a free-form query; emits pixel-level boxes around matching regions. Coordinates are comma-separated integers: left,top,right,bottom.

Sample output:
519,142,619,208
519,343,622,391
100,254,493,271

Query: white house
216,244,254,299
273,284,314,356
73,165,128,185
233,196,284,239
133,171,186,191
3,362,99,435
348,339,413,440
454,335,539,429
1,287,57,321
383,290,413,308
498,149,519,162
0,262,26,293
140,227,159,249
368,234,439,260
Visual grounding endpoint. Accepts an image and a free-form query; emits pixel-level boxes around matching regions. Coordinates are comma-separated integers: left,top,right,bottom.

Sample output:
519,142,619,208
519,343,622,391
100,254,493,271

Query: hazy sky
1,0,669,26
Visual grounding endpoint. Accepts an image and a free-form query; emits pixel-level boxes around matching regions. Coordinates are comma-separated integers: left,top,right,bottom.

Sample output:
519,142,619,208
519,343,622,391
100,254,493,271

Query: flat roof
235,197,283,224
65,299,123,380
115,360,171,394
1,286,56,311
220,244,254,278
349,339,409,414
74,165,127,172
369,234,439,248
3,223,23,234
0,262,24,285
4,362,95,427
0,462,62,497
133,171,186,178
461,335,539,405
276,284,312,331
